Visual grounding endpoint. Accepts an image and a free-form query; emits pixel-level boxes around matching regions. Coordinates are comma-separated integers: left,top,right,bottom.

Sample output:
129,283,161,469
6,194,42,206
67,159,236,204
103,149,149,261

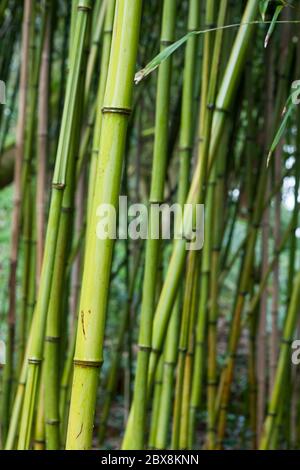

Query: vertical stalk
154,0,200,450
66,0,142,449
260,272,300,449
2,0,32,441
17,0,92,449
123,0,176,449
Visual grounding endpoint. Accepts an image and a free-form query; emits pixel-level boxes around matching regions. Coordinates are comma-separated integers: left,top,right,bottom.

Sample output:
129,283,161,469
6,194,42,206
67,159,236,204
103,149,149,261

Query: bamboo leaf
267,97,293,166
259,0,270,21
264,4,283,48
135,33,192,83
135,12,296,84
267,80,300,165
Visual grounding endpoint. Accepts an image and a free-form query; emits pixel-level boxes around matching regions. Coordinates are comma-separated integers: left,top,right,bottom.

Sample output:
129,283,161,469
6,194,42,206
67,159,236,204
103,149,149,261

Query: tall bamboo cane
1,0,32,442
154,0,200,449
123,0,176,449
66,0,142,449
123,1,259,446
17,0,92,449
260,271,300,449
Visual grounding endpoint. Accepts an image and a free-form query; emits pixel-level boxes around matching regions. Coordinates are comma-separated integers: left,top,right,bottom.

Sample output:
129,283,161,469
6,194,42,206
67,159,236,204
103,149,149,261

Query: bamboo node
160,39,174,46
52,182,65,190
102,106,131,116
281,338,292,345
178,145,193,152
73,359,103,368
239,291,248,297
61,206,74,214
205,22,216,28
28,358,42,365
151,347,161,354
77,5,92,12
45,335,60,343
137,345,152,352
149,198,164,204
207,380,218,386
46,419,60,425
215,106,230,115
164,360,176,366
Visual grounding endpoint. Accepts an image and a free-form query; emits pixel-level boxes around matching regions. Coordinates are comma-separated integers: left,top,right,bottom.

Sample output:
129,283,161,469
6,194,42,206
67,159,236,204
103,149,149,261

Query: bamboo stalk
260,271,300,449
154,0,200,450
17,0,92,449
123,1,259,447
66,0,142,449
1,0,32,442
123,0,176,450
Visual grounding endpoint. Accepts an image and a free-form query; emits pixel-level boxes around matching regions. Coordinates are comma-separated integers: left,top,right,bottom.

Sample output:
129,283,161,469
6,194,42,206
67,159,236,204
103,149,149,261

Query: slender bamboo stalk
123,1,259,447
98,246,142,445
36,2,51,279
154,0,200,450
17,1,92,449
260,271,300,449
216,23,294,446
86,0,115,223
66,0,142,449
1,0,32,442
123,0,176,449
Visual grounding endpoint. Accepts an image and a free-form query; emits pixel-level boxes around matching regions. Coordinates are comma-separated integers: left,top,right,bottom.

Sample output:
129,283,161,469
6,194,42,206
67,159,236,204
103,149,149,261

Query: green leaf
264,4,283,48
267,96,293,166
259,0,270,21
135,32,193,83
268,80,300,165
135,4,294,84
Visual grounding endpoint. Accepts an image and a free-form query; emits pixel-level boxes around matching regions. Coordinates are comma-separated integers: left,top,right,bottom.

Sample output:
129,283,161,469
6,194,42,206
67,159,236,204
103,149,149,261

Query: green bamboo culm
44,41,87,452
17,0,92,449
86,0,115,223
150,0,259,388
2,0,33,441
155,0,259,404
260,271,300,449
66,0,142,450
154,0,200,449
122,0,176,450
122,0,259,449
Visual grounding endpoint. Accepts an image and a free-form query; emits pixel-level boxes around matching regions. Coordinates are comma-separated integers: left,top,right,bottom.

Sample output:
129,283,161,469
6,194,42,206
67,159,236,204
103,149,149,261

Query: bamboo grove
1,0,300,451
